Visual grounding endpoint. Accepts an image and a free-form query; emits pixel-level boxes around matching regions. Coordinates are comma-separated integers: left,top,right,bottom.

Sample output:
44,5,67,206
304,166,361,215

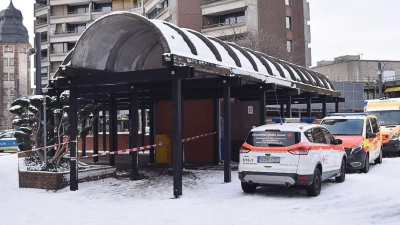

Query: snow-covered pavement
1,153,400,225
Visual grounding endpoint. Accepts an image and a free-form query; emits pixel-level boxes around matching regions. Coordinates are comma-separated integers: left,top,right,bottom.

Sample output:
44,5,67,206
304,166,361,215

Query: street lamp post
378,62,382,98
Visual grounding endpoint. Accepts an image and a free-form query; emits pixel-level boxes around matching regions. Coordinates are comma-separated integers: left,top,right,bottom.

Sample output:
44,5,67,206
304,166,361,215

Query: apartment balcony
34,4,49,17
153,8,169,20
91,9,113,21
50,12,90,24
201,22,246,38
50,52,69,62
49,0,94,6
35,25,48,33
144,0,164,13
50,31,81,43
201,0,246,16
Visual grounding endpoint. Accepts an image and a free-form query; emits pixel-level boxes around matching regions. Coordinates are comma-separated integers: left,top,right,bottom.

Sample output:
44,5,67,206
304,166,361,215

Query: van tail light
287,145,312,155
239,146,251,153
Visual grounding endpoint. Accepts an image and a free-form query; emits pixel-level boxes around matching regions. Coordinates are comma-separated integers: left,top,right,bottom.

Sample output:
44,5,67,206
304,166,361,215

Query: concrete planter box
18,154,116,190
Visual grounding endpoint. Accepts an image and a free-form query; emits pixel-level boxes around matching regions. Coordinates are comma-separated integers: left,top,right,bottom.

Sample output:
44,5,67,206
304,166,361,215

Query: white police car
238,118,346,196
0,131,19,152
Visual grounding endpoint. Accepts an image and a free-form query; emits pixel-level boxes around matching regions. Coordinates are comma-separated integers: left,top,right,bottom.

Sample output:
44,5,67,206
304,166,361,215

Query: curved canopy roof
59,11,338,96
0,0,29,44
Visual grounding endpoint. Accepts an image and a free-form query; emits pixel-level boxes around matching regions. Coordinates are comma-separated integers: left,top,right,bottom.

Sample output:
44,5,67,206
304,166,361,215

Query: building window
68,5,89,14
220,11,245,25
93,3,112,12
286,16,292,29
3,104,8,111
10,88,15,96
3,58,8,66
68,24,86,34
20,47,26,53
4,46,13,53
9,58,15,66
285,0,291,6
287,40,292,52
9,73,14,81
3,73,8,81
3,88,8,96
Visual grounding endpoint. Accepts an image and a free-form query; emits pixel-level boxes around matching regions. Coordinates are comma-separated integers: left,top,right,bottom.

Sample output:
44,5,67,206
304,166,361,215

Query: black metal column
81,119,86,156
102,109,107,152
172,78,183,198
109,95,117,166
223,85,231,183
322,96,327,118
335,98,339,113
149,101,156,164
141,109,146,146
260,90,266,125
286,95,292,118
69,87,78,191
213,98,220,165
93,114,99,163
130,89,139,180
306,96,312,118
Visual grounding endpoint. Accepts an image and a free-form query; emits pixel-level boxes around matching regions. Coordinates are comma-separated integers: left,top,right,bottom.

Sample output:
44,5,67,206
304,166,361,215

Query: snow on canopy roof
63,11,336,94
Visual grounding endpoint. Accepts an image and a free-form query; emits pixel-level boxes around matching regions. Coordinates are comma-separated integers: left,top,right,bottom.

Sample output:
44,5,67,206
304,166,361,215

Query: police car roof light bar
272,118,316,123
328,112,368,117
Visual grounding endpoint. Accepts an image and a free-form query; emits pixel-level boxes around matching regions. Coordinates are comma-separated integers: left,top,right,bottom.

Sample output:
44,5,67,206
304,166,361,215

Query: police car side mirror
367,133,377,138
334,139,343,145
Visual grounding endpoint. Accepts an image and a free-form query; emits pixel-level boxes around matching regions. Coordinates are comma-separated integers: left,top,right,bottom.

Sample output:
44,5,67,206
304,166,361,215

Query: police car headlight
390,133,399,140
350,145,363,155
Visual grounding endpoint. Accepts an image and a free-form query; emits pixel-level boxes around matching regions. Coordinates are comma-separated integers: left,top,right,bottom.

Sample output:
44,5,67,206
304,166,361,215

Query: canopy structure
48,12,344,197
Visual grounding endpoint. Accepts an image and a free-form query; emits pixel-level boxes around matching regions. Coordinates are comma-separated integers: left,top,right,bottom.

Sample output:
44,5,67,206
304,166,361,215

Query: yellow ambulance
364,98,400,157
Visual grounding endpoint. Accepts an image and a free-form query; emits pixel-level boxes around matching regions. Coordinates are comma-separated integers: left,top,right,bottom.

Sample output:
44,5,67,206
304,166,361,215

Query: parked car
0,131,19,152
238,118,346,197
320,113,382,173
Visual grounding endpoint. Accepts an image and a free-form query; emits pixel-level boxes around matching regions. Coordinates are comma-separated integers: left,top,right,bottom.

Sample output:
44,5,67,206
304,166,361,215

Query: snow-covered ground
1,153,400,225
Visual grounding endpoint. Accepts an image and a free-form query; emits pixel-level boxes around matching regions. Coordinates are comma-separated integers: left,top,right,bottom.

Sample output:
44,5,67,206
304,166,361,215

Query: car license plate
257,156,280,163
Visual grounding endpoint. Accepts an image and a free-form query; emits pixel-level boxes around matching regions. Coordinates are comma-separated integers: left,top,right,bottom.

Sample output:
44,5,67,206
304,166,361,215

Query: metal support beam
213,98,220,165
149,101,156,164
223,85,231,183
69,87,78,191
141,109,146,146
306,96,312,118
172,78,183,198
81,119,86,156
93,113,99,163
102,109,107,153
322,96,327,118
35,32,41,95
130,89,140,180
109,95,117,166
280,104,284,118
260,89,266,125
335,98,339,113
285,95,292,118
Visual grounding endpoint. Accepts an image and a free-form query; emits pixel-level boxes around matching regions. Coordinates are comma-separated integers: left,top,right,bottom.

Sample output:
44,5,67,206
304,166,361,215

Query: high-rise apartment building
34,0,310,88
0,1,32,130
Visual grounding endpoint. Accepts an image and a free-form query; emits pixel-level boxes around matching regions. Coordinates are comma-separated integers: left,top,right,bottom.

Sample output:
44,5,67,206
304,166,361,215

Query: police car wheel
306,168,321,197
241,182,257,193
361,154,369,173
374,148,382,164
335,159,346,183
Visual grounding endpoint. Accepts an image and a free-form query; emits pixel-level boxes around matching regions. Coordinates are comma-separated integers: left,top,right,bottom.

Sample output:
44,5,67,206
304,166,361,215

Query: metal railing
202,21,245,29
201,0,225,6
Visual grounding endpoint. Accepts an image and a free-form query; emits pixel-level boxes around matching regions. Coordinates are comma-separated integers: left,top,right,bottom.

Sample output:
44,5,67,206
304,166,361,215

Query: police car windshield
368,110,400,126
246,131,300,147
321,119,363,135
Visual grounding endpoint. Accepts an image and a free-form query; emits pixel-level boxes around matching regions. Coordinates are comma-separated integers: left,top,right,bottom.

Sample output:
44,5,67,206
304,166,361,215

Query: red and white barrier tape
181,132,217,143
0,141,72,156
78,144,158,159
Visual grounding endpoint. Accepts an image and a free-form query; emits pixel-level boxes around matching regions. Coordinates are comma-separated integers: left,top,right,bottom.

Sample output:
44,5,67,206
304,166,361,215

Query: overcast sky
1,0,400,67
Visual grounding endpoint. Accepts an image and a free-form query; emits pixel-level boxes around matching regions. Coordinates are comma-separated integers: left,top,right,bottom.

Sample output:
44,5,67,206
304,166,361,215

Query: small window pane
3,58,8,66
286,16,292,29
9,73,14,81
9,58,14,66
287,40,292,52
3,73,8,81
285,0,291,6
4,46,13,52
